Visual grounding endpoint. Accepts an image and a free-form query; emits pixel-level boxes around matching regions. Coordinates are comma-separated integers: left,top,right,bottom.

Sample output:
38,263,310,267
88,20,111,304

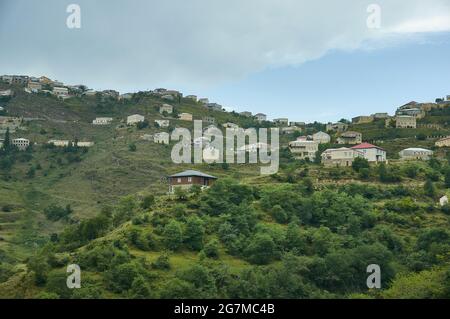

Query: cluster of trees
6,176,449,299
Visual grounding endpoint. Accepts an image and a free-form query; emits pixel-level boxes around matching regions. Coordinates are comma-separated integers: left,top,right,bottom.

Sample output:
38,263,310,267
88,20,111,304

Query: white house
154,132,170,144
127,114,145,125
351,143,386,163
119,93,133,100
52,87,69,98
77,141,94,147
399,148,433,160
281,126,302,134
321,147,363,167
395,115,417,129
0,89,13,97
12,138,30,151
48,139,70,147
312,131,331,144
289,140,319,160
155,119,170,128
92,117,113,125
440,195,449,207
255,113,267,122
159,104,173,114
179,113,193,121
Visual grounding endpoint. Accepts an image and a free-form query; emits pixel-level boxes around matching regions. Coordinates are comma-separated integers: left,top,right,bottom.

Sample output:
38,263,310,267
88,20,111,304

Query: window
177,178,181,183
188,177,192,182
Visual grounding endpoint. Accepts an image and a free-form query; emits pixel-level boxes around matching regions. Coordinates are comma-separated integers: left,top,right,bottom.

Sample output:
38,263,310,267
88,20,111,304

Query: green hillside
0,83,449,299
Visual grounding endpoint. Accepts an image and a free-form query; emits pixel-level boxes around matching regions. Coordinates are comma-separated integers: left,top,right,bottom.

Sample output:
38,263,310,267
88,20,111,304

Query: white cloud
388,16,450,33
0,0,449,91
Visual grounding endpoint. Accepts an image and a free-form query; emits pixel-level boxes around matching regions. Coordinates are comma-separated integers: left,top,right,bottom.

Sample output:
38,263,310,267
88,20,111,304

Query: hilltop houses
119,93,133,100
48,140,93,148
179,113,193,121
239,111,252,117
289,140,319,161
202,116,216,124
0,89,13,97
399,148,433,160
351,143,386,163
372,112,390,119
206,103,223,112
312,131,331,144
92,117,113,125
352,116,373,124
185,95,197,101
321,147,363,167
159,104,174,114
199,98,209,104
326,122,348,132
1,75,29,85
255,113,267,122
168,170,217,194
435,137,450,148
127,114,145,125
395,115,417,128
52,87,69,99
396,102,425,119
154,132,170,144
27,81,42,93
155,119,170,128
273,118,289,126
337,131,362,145
222,122,239,130
281,126,302,134
12,138,30,151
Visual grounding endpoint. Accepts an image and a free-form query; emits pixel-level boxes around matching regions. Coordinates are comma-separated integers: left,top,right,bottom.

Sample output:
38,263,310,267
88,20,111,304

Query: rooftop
351,143,384,150
169,170,217,179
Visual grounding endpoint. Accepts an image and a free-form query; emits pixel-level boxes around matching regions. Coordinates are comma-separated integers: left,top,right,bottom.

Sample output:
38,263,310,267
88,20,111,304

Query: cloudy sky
0,0,449,122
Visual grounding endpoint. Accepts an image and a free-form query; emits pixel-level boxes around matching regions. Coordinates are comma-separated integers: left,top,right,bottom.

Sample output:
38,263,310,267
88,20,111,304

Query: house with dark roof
351,143,386,162
168,170,217,193
336,131,362,145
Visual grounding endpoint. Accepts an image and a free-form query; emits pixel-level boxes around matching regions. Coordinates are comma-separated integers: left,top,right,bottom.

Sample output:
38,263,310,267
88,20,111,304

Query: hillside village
1,74,450,299
2,74,450,177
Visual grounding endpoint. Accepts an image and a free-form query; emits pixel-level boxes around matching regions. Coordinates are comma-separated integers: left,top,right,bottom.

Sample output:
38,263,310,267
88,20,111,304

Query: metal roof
169,170,217,179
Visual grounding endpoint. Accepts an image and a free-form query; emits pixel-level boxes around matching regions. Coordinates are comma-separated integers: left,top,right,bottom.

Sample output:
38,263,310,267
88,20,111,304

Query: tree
352,157,369,172
128,143,137,152
163,220,184,251
245,233,276,265
2,127,10,151
424,179,436,198
129,275,152,299
141,195,155,210
202,239,219,258
444,168,450,188
27,255,50,286
184,216,205,251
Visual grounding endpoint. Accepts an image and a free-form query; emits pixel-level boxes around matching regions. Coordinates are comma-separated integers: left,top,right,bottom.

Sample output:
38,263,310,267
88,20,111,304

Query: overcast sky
1,0,449,122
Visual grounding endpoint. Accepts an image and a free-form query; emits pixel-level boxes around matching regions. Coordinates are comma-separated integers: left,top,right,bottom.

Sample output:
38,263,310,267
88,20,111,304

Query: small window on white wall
177,178,181,183
188,177,192,182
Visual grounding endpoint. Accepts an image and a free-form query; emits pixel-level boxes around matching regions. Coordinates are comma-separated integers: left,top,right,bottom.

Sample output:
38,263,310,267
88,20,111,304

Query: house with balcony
321,147,363,167
351,143,386,162
168,170,217,194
